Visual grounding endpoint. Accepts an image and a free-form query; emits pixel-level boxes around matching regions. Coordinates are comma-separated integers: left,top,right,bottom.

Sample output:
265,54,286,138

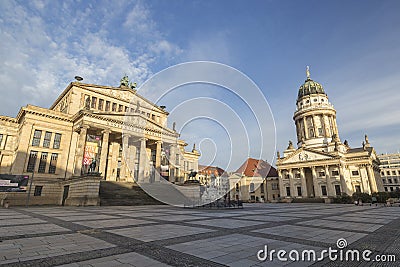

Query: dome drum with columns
276,67,383,200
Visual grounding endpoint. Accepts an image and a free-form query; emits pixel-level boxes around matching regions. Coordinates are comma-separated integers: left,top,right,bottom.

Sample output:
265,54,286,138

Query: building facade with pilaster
276,68,383,200
0,77,199,205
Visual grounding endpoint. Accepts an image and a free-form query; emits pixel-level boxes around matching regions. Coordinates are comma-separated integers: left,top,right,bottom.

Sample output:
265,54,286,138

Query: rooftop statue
306,66,311,80
120,75,129,87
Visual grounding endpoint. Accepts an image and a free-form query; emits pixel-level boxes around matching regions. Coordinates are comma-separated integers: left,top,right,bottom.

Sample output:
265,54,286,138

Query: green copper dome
297,66,327,99
298,78,326,98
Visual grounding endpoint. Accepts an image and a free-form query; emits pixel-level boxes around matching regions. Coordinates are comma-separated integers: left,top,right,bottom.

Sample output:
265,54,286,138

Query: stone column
303,116,308,139
288,169,295,197
322,115,330,138
138,138,148,183
311,166,319,197
312,116,318,137
300,167,307,197
366,165,378,193
73,126,89,176
338,164,347,195
120,135,129,180
324,165,333,196
155,141,162,182
99,130,110,179
278,169,286,197
127,143,136,182
169,143,176,182
332,116,339,138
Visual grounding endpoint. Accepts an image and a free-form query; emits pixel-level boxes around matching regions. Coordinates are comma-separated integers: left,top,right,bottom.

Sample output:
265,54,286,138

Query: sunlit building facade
276,68,383,200
0,77,199,205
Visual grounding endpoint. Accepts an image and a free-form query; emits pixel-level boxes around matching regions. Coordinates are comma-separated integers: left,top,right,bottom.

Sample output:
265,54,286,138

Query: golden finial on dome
306,66,311,80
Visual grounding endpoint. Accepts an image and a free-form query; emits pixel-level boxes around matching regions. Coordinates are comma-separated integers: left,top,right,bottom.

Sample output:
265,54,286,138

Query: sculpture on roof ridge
306,66,311,80
120,75,129,87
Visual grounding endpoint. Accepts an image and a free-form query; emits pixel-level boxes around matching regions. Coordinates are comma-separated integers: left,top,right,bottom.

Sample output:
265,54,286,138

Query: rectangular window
176,154,180,165
43,131,52,148
27,151,38,172
98,99,104,110
334,185,341,196
318,128,323,136
53,133,62,149
125,106,129,112
394,178,398,184
392,171,396,175
38,152,48,173
386,171,390,175
286,187,291,196
118,104,123,112
382,178,386,184
112,103,117,111
332,170,339,176
105,101,110,111
272,183,278,190
318,171,325,177
384,187,388,192
321,185,327,196
388,178,393,184
32,130,42,146
260,184,265,193
294,172,301,178
91,97,97,108
34,186,43,196
48,153,58,174
297,186,302,196
351,170,359,176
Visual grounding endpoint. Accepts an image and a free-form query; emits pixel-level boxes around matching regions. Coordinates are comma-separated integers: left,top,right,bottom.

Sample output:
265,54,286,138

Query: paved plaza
0,204,399,266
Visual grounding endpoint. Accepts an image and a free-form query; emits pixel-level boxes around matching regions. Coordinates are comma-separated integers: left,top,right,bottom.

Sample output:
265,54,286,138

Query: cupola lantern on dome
297,66,326,99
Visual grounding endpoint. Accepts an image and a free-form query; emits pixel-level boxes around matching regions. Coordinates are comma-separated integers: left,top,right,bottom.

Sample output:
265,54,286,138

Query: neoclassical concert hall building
0,77,199,205
276,68,383,200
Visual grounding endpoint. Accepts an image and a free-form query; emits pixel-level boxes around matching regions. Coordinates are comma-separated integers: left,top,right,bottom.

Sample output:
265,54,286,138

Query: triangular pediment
279,147,336,164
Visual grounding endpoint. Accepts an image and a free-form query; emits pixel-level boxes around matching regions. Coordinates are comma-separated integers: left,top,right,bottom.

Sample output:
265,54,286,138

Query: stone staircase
99,181,163,206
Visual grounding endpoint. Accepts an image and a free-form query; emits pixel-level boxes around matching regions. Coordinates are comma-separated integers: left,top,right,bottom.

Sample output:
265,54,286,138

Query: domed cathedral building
276,67,383,200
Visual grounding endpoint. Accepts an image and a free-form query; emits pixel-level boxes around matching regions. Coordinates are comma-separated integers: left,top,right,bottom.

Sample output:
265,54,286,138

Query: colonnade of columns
278,163,380,198
72,125,179,183
295,113,338,142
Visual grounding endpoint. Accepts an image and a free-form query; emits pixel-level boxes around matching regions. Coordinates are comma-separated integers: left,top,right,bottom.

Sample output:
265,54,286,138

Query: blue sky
1,0,400,170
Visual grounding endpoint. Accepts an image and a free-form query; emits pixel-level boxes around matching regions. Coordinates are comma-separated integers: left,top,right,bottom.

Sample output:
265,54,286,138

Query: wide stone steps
99,181,163,206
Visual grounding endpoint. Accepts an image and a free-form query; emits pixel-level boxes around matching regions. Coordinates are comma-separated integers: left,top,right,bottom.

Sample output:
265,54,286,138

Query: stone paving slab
296,219,384,232
54,214,120,221
73,218,156,229
253,225,367,245
106,224,215,242
187,218,267,229
0,233,115,265
168,233,324,267
56,251,172,267
0,223,70,237
0,217,46,226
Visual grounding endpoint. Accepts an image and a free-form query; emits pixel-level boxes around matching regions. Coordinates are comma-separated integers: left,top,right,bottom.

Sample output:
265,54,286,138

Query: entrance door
62,185,69,206
304,168,314,197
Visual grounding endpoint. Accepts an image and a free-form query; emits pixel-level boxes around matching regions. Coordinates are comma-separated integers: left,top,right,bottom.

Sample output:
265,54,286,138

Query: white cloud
0,1,182,116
